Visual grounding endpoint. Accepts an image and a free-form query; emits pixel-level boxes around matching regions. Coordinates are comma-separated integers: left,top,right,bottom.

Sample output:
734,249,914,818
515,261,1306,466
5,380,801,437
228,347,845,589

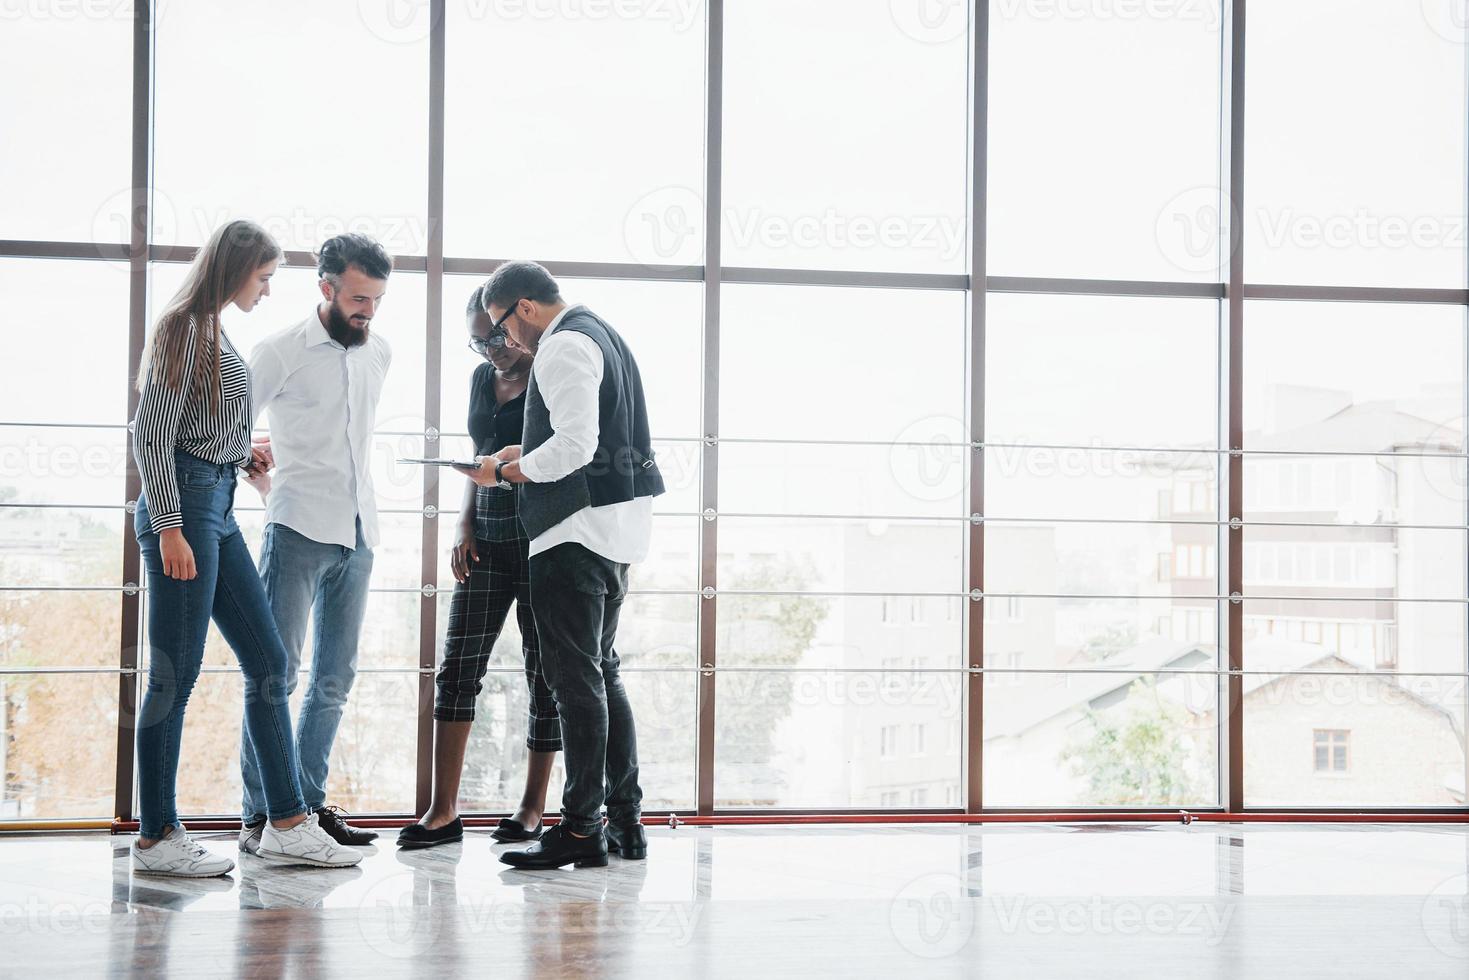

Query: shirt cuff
149,511,183,534
517,450,547,484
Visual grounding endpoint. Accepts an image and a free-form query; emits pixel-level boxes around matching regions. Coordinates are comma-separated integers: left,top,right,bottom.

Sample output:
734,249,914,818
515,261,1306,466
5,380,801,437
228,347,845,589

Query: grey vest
518,307,665,540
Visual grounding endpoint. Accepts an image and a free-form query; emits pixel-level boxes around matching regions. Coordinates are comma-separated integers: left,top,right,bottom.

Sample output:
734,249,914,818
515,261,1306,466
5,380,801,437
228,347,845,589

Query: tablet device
399,457,481,468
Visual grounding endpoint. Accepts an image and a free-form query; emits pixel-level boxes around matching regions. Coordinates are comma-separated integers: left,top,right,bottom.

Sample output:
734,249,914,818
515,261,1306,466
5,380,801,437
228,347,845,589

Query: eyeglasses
467,299,522,354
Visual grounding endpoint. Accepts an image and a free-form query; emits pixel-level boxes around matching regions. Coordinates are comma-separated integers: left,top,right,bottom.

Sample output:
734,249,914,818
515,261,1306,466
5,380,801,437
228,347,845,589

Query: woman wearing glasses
398,285,558,848
130,220,362,876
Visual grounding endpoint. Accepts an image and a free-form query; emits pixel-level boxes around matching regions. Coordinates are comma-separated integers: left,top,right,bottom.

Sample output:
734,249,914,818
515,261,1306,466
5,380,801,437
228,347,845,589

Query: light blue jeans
240,519,374,822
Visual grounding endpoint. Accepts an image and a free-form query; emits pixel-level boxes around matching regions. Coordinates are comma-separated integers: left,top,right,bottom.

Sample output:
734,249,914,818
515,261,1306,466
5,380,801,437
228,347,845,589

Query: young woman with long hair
130,219,361,876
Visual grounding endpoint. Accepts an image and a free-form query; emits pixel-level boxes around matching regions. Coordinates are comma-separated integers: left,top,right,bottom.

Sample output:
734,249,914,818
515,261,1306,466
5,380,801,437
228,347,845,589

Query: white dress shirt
248,311,392,550
517,305,653,564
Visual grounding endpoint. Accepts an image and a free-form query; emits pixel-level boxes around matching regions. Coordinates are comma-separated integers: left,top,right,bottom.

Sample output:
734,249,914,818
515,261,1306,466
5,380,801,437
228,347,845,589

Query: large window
1,1,1466,823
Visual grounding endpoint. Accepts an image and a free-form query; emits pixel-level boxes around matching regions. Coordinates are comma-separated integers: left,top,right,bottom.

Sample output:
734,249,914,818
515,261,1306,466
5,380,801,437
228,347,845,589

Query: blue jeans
134,450,307,840
239,519,374,821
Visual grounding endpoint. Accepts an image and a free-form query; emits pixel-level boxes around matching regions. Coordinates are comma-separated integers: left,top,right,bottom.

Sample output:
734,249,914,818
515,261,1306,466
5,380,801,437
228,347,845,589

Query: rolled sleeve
517,331,604,484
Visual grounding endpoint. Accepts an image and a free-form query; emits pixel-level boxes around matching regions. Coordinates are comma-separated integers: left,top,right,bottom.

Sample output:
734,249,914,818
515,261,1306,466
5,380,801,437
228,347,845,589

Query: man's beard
325,299,370,348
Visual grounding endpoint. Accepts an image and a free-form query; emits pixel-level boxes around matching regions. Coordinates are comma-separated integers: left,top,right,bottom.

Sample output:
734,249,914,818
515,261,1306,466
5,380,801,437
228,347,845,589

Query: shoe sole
132,864,234,878
255,848,362,869
396,834,463,850
499,854,609,869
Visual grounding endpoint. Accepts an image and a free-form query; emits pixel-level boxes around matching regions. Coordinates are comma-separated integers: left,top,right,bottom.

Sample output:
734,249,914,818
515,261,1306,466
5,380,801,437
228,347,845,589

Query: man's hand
497,445,522,462
453,455,501,488
249,436,273,474
244,466,272,501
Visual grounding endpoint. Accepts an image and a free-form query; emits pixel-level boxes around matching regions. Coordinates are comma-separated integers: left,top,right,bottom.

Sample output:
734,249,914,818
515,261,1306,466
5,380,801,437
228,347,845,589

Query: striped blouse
132,322,253,533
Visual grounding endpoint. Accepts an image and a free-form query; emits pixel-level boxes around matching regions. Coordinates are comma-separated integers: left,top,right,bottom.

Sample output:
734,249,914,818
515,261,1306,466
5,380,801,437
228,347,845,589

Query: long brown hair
136,220,282,410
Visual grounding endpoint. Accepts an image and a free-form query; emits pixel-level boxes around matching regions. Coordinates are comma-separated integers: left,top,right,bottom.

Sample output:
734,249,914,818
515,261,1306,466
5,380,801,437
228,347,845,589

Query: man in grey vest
458,260,664,870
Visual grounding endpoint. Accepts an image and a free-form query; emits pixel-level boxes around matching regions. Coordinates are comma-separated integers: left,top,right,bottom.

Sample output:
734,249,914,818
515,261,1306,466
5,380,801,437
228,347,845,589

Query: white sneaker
257,812,364,868
239,820,264,855
132,824,235,878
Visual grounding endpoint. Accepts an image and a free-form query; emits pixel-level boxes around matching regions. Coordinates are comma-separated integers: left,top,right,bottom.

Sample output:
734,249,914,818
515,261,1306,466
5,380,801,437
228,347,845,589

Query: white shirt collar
541,304,585,343
306,308,340,348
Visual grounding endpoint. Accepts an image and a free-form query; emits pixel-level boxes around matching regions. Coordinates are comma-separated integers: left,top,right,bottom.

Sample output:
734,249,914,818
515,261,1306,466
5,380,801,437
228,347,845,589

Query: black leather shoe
397,817,464,850
315,806,379,845
491,818,544,843
499,824,608,869
606,821,647,860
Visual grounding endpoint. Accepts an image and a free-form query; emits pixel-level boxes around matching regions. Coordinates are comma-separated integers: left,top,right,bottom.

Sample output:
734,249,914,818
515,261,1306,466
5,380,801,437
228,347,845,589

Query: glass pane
717,594,963,670
714,670,965,807
718,517,964,595
983,594,1221,670
723,0,969,273
1244,301,1466,455
0,507,122,588
1244,527,1465,601
1,260,132,424
445,1,705,264
1243,454,1468,528
987,448,1220,522
1243,599,1465,678
0,591,120,670
0,15,131,242
988,1,1223,280
1242,671,1466,807
720,444,965,519
989,521,1218,595
153,3,428,251
624,670,697,809
721,284,967,442
987,293,1219,449
984,670,1219,807
1246,0,1468,287
2,672,119,819
0,425,127,508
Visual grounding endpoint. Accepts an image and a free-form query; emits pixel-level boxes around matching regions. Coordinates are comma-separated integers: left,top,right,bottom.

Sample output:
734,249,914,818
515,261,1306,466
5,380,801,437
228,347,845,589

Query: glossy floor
3,822,1469,977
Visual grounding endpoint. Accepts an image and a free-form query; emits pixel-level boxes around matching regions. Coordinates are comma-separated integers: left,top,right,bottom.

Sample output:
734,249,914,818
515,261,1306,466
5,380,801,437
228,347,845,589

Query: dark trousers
434,533,561,753
528,542,643,835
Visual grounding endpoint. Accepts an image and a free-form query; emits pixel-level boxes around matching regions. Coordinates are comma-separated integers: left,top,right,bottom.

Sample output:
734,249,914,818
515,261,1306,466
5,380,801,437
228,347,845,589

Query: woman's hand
450,521,480,583
160,528,197,580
